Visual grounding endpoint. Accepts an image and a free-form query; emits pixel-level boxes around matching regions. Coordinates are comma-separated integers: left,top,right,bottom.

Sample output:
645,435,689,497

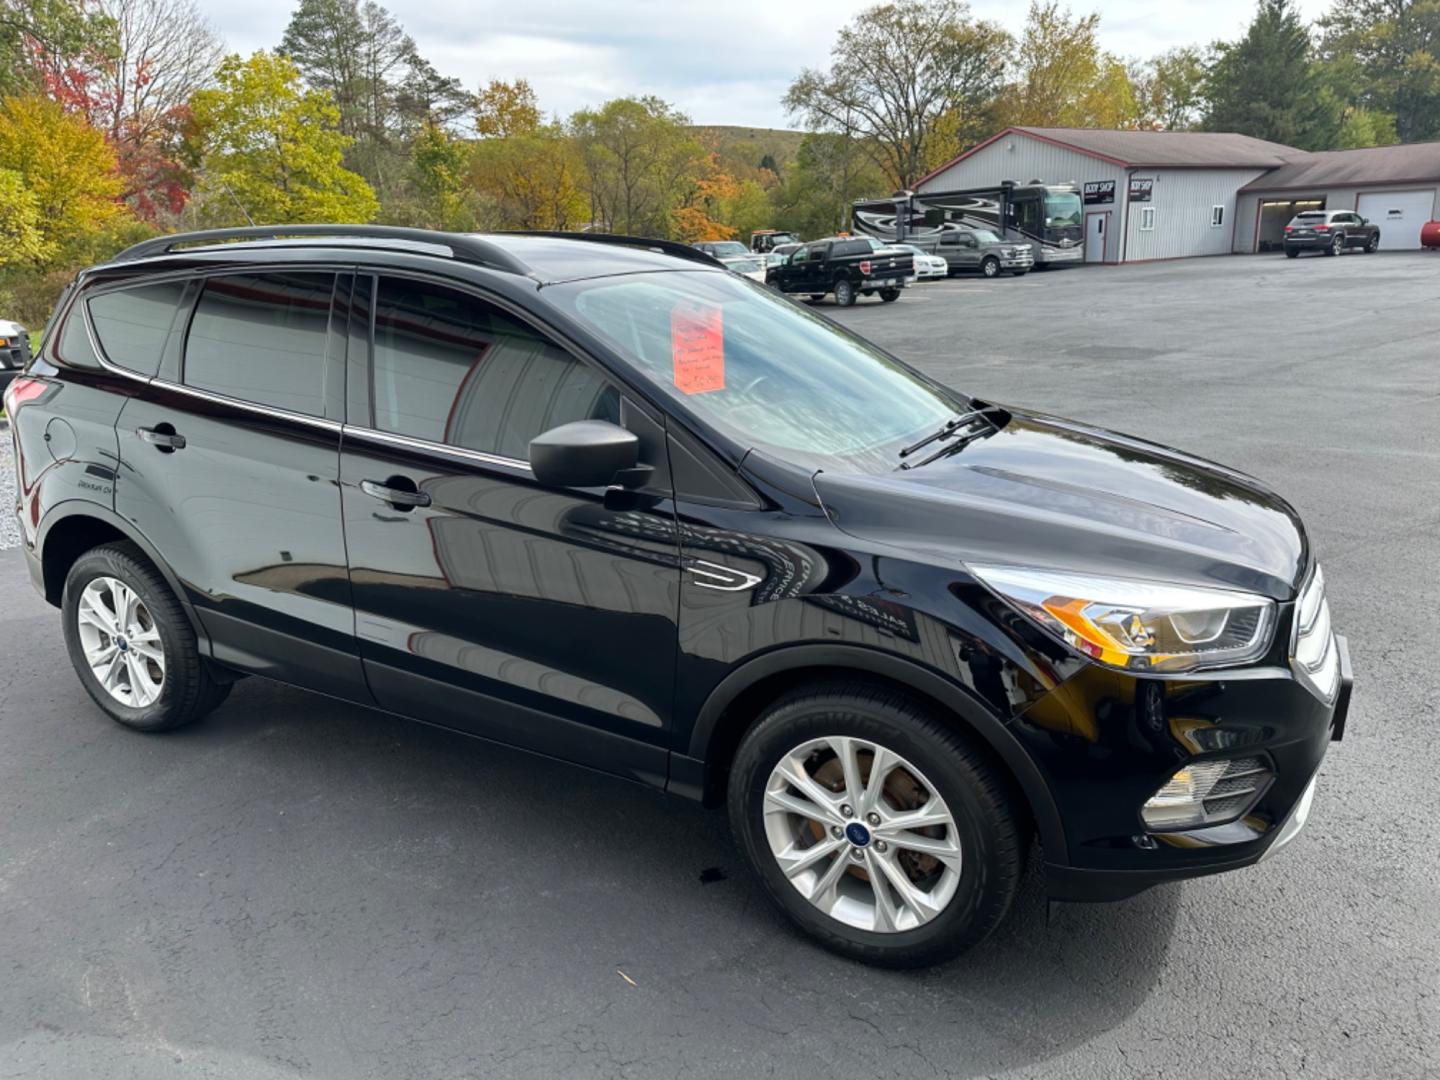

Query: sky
201,0,1334,129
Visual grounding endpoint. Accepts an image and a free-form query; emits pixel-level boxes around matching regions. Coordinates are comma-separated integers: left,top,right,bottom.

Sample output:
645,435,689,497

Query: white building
917,126,1440,262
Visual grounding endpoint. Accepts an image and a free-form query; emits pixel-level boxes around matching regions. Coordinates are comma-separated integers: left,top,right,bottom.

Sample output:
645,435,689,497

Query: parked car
760,242,803,270
893,243,948,280
750,229,800,254
7,225,1350,968
692,240,751,261
767,236,915,305
0,318,30,397
932,228,1033,277
718,254,767,283
1283,210,1380,257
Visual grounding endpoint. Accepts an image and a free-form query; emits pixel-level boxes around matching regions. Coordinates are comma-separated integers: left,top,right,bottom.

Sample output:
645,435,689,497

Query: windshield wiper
897,406,1004,467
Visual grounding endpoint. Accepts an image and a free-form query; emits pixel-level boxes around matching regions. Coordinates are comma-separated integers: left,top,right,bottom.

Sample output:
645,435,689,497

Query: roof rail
109,225,532,275
502,231,726,269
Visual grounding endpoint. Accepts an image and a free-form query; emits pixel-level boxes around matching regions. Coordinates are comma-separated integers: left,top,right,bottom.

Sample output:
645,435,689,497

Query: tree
471,122,589,231
1130,46,1208,130
568,96,706,236
770,132,889,240
784,0,1009,189
1320,0,1440,142
996,3,1137,129
1204,0,1336,147
0,94,124,262
187,51,378,226
280,0,465,197
408,120,475,228
475,78,541,137
0,0,117,99
84,0,223,219
0,169,52,266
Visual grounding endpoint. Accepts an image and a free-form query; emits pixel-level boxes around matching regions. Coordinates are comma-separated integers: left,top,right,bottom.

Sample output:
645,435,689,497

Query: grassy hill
691,125,809,177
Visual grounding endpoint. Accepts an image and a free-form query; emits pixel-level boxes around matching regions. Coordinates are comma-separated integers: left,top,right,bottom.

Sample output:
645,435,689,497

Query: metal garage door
1357,190,1436,249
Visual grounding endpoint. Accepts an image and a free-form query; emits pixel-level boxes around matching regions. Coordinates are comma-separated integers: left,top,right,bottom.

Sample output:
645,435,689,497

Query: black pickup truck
766,237,915,306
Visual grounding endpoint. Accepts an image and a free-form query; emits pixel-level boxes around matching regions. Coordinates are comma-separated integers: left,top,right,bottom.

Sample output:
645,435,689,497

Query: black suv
1283,210,1381,257
7,226,1351,967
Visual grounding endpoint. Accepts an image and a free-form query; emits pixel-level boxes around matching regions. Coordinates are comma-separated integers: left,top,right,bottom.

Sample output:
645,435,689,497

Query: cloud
204,0,1339,128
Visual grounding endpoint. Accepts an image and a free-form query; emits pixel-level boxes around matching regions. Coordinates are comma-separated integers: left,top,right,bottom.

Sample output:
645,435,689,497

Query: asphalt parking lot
2,251,1437,1079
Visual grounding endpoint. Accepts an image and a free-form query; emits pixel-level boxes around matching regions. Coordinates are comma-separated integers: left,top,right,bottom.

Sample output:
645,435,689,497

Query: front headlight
969,566,1276,673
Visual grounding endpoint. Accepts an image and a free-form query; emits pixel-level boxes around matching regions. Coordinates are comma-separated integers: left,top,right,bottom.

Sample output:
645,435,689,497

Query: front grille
1293,565,1339,702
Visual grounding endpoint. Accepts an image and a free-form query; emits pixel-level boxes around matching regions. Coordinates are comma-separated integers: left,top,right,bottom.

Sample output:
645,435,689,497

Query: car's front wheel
980,257,1000,278
1366,233,1380,253
728,683,1025,967
62,542,230,732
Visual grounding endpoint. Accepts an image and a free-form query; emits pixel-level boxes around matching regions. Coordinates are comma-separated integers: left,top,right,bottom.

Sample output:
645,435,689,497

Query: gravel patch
0,422,18,550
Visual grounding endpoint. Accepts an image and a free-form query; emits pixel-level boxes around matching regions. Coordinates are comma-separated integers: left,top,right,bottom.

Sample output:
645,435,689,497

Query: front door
338,274,681,784
114,269,364,700
1085,212,1108,262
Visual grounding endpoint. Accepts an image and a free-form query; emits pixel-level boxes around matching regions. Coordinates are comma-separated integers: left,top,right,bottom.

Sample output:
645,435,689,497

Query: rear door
114,268,365,700
337,273,680,784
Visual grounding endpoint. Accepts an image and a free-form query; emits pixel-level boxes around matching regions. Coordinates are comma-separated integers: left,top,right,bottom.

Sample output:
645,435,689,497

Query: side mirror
529,420,640,489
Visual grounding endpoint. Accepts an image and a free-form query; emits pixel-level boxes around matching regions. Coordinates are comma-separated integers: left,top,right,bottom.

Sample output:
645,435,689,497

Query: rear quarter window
87,280,186,377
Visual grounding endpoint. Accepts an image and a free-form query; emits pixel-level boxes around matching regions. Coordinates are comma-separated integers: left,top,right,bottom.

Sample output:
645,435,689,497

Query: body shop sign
1083,181,1114,205
1129,178,1154,202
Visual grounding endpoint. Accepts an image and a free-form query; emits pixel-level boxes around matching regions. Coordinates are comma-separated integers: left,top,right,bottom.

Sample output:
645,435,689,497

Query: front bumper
997,252,1035,270
1036,634,1353,902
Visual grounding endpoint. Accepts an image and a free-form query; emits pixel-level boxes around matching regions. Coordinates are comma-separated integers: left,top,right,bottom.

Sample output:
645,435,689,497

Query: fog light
1141,757,1272,831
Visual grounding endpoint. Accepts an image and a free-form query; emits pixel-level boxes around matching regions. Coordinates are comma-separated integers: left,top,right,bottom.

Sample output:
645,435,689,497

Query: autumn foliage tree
0,94,124,261
187,50,378,225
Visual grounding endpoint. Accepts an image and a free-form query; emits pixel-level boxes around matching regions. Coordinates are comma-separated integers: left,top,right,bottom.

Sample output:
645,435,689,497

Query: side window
370,277,618,461
184,272,336,417
87,280,186,377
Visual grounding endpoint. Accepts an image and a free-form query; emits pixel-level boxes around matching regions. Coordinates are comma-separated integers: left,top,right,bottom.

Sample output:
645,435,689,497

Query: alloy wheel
75,576,166,707
762,736,963,933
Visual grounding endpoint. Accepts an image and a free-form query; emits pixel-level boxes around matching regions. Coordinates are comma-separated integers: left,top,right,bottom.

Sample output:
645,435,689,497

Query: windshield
549,271,964,473
1044,193,1082,229
706,241,748,257
971,230,1002,244
726,257,762,272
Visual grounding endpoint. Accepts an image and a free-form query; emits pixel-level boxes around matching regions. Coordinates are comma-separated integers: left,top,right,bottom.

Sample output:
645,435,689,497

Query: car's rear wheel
834,279,857,307
1285,247,1300,258
62,542,230,732
728,683,1025,967
980,257,1000,278
879,288,901,302
1327,233,1344,256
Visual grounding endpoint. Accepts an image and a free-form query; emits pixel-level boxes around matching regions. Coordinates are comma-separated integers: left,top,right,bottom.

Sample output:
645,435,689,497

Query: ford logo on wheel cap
845,822,871,846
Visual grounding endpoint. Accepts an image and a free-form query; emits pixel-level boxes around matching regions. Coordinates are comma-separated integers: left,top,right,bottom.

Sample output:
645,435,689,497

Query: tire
805,295,824,304
834,278,857,307
879,287,901,302
980,257,1000,278
1366,233,1379,253
62,541,230,732
1011,269,1029,277
728,681,1025,968
1326,233,1343,256
1285,248,1300,258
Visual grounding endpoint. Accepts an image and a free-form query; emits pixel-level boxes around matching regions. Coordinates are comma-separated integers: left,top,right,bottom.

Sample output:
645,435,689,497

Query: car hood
812,410,1308,600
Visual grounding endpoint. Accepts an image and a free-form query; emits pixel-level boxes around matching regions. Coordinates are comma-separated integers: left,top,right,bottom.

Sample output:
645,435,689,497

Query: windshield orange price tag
671,301,725,395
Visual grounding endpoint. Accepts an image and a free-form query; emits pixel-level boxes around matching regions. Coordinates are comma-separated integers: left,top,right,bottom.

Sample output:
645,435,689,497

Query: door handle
136,426,186,451
360,479,431,508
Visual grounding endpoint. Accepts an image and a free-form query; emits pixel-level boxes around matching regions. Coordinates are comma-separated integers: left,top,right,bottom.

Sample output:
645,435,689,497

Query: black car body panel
7,228,1349,908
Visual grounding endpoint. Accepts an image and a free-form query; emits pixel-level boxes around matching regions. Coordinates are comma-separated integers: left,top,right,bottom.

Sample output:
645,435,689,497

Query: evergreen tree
1203,0,1336,148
